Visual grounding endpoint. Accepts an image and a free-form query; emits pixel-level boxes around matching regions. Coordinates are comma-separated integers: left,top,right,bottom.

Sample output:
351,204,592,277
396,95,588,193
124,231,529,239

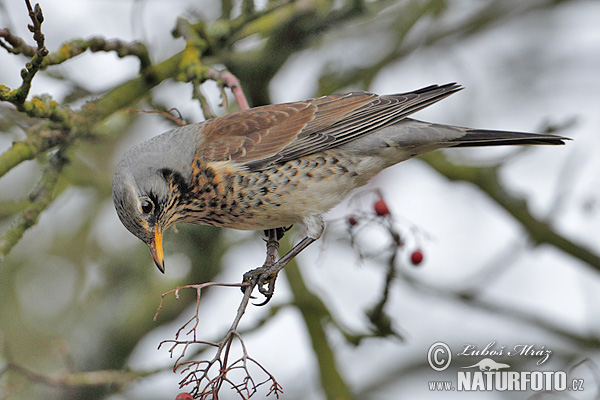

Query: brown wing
197,83,462,170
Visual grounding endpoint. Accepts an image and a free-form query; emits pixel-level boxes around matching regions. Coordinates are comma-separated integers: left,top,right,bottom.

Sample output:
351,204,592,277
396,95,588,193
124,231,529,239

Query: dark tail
448,129,569,147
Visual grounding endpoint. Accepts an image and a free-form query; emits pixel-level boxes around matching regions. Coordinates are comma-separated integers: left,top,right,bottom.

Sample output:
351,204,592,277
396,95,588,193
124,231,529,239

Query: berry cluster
347,195,424,266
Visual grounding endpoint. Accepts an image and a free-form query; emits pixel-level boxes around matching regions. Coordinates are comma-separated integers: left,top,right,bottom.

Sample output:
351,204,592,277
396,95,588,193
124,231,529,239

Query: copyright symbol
428,342,452,371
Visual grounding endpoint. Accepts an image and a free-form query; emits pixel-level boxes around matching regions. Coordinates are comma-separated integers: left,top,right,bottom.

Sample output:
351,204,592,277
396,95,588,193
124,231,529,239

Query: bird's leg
242,228,280,297
244,236,317,306
243,216,324,305
263,228,280,267
257,236,316,287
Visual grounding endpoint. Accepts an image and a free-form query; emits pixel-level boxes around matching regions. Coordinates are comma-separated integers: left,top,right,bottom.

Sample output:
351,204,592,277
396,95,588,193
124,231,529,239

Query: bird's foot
242,263,281,306
242,230,318,306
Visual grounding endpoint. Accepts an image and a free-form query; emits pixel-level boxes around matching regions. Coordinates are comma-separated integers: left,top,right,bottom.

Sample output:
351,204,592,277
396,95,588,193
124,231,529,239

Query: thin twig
127,107,187,126
193,81,217,120
206,68,250,111
3,0,48,107
154,282,242,321
154,279,282,399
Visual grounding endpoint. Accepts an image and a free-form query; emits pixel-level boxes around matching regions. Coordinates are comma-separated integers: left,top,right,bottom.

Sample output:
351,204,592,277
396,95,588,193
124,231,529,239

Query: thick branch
0,149,67,257
281,238,354,400
318,0,576,93
419,151,600,272
1,362,157,389
395,265,600,348
46,37,152,72
222,0,367,106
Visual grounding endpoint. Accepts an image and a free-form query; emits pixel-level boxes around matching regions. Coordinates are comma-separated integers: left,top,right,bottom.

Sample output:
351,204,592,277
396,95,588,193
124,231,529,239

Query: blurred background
1,0,599,399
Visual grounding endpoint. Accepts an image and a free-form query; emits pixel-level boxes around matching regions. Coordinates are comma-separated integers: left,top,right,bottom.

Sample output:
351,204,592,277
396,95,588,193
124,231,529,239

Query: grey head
112,124,200,272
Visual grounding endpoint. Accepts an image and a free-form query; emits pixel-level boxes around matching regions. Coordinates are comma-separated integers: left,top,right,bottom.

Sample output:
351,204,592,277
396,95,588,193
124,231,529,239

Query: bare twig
126,107,187,126
206,68,250,111
0,0,48,108
155,281,282,399
193,82,217,120
0,27,36,56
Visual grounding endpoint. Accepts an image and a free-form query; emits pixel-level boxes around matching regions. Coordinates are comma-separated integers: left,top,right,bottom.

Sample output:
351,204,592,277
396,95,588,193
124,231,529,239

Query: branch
419,151,600,272
222,0,369,105
0,0,48,108
206,68,250,111
0,27,36,56
0,148,67,258
155,281,283,399
46,37,152,73
0,104,72,178
0,28,151,72
396,265,600,349
281,238,354,400
318,0,576,93
0,363,156,390
0,0,264,258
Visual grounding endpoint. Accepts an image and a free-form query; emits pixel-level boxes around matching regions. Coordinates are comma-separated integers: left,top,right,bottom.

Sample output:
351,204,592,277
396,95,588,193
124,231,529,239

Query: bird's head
112,165,175,272
112,127,198,273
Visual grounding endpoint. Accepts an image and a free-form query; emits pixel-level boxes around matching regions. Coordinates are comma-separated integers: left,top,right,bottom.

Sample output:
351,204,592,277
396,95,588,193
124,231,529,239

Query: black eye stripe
160,168,172,180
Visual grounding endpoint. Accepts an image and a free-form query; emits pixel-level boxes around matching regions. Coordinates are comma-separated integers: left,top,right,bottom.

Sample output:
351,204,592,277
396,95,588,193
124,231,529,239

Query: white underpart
301,214,325,239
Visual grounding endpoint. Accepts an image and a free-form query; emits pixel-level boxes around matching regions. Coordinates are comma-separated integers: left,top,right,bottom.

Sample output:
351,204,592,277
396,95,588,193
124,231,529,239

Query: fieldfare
112,83,567,301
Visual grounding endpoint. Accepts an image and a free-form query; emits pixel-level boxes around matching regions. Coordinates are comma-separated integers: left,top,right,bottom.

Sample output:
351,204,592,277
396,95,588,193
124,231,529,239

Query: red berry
176,393,193,400
348,215,359,226
410,249,424,265
374,198,389,216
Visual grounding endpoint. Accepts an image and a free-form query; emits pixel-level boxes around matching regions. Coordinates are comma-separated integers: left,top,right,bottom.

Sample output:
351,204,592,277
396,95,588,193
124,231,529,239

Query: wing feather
197,83,463,170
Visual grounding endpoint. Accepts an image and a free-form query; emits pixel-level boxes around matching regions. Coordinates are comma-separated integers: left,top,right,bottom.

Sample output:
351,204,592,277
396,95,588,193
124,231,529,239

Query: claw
256,273,277,306
243,232,316,305
242,264,279,306
252,295,272,307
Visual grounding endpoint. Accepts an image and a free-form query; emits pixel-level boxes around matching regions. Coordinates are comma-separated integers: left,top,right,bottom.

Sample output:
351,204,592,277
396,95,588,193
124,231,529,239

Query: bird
112,83,567,300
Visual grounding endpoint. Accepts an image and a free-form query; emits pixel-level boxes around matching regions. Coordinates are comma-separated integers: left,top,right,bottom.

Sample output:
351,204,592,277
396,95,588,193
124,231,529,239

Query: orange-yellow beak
149,225,165,273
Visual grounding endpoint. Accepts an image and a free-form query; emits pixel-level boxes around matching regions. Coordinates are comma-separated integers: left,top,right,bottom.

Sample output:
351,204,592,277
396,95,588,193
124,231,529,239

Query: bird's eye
140,199,154,214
